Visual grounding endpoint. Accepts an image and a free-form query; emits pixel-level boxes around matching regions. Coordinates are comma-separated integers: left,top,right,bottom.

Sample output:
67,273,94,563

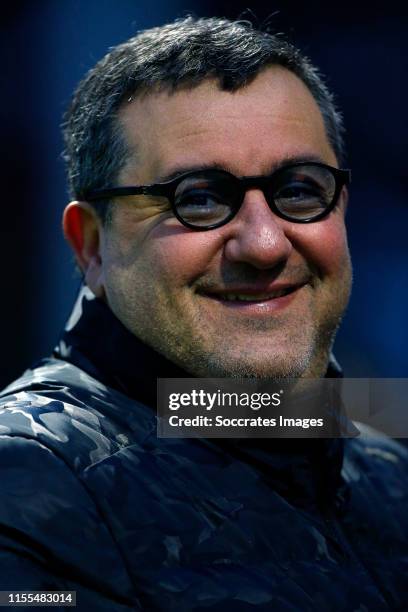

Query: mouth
198,282,308,313
212,286,296,302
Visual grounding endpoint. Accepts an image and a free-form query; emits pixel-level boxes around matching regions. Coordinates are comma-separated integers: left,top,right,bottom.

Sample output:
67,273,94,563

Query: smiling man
0,16,407,611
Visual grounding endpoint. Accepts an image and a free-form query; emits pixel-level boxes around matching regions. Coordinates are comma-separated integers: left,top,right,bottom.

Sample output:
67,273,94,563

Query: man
0,16,407,611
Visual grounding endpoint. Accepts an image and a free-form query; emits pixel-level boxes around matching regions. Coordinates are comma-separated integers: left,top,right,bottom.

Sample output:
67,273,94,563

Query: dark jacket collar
54,285,190,409
54,284,347,514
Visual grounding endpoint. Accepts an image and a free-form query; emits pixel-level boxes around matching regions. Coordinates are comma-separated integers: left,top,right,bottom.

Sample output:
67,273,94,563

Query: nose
223,190,293,269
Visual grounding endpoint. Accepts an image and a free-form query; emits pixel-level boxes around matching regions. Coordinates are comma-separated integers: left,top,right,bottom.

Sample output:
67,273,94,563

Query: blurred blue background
0,0,407,387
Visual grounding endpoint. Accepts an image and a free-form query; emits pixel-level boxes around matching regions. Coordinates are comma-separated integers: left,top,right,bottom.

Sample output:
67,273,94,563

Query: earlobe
63,202,106,298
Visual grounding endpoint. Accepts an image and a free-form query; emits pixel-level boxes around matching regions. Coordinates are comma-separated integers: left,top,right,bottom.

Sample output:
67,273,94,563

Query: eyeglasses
84,161,351,230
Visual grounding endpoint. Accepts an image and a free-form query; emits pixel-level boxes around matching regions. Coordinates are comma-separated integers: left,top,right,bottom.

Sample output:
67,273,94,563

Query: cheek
102,210,222,304
147,229,221,287
290,215,350,276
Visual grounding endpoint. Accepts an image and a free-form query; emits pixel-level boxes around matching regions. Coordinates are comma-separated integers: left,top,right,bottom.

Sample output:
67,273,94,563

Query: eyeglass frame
82,161,351,231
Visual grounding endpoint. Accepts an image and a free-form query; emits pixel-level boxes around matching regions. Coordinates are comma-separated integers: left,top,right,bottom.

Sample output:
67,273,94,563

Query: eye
176,189,221,209
176,189,231,222
272,178,332,220
275,181,326,202
269,164,338,220
171,170,239,227
174,184,233,226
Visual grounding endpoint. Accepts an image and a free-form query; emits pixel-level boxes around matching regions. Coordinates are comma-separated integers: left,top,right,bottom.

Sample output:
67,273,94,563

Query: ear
63,201,106,299
340,185,349,214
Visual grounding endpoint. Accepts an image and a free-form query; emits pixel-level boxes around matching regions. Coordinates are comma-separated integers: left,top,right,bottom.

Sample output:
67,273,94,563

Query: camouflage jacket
0,286,407,611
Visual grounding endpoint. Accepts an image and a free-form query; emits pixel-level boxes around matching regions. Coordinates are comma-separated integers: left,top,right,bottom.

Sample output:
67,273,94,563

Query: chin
195,348,315,379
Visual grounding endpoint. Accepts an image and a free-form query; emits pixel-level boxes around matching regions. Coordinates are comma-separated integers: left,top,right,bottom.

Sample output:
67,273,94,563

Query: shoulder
0,357,156,472
0,360,147,600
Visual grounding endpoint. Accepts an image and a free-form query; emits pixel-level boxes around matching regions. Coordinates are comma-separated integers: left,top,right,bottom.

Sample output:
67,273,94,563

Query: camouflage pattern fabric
0,285,407,611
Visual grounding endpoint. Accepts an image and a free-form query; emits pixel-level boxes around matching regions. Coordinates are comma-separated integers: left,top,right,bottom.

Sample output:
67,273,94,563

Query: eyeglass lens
271,165,336,220
174,172,238,227
174,165,337,227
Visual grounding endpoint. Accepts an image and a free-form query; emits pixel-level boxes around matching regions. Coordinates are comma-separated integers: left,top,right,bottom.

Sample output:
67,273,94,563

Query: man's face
96,66,352,378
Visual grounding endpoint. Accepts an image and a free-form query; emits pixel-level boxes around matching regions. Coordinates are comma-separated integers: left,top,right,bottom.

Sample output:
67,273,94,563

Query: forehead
118,66,337,183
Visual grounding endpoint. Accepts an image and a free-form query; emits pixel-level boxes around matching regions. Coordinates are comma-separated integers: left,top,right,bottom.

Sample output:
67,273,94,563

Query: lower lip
203,286,303,315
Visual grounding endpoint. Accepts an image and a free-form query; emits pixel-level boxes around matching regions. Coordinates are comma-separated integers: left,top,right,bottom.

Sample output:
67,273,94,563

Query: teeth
222,290,289,302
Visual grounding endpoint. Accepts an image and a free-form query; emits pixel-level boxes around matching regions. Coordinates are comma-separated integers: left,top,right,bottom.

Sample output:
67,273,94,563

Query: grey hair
62,16,345,223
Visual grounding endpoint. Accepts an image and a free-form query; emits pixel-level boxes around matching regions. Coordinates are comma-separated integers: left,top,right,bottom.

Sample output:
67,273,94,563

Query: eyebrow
155,162,228,183
155,154,330,184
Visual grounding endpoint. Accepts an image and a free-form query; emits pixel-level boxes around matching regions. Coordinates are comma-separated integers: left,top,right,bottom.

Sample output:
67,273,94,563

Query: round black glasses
84,161,351,231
